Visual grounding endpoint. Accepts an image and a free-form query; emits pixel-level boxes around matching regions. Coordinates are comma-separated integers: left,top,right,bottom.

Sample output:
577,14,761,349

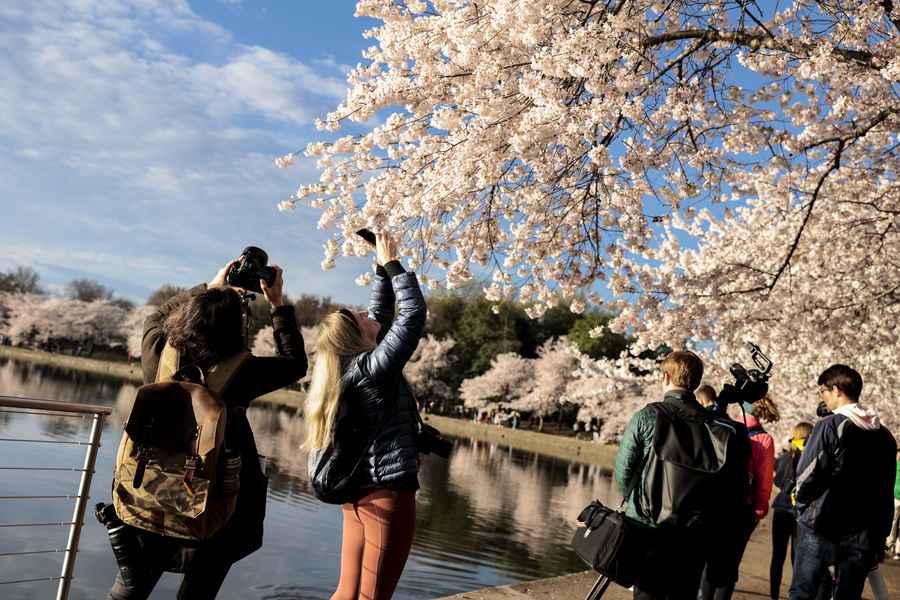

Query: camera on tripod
717,342,773,407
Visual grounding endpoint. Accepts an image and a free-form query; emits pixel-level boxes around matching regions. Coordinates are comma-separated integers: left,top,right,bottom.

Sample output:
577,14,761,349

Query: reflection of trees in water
0,360,130,440
421,438,616,577
0,359,124,407
246,404,315,502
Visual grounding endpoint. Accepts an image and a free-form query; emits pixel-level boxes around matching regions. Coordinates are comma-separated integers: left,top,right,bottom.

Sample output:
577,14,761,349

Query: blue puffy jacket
341,263,427,493
795,405,896,543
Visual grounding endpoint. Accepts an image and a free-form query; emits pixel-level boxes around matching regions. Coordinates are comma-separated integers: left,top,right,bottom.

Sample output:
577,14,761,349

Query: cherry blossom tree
5,296,128,348
459,352,534,413
121,305,155,359
279,0,900,436
403,334,457,410
510,338,579,428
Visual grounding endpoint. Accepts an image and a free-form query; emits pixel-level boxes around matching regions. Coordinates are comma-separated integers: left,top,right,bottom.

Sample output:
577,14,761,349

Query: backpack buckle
133,446,151,488
183,454,199,485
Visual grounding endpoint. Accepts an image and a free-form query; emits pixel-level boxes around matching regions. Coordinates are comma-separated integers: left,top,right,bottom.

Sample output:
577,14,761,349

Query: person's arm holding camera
233,265,308,400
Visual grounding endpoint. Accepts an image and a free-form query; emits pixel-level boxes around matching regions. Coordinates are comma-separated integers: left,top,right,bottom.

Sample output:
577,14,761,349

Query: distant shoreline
0,345,616,468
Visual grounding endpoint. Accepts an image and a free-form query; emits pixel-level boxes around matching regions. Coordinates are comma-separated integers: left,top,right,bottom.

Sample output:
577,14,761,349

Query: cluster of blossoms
280,1,900,435
0,293,130,349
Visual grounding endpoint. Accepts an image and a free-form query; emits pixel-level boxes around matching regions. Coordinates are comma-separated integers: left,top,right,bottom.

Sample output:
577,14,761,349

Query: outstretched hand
261,266,284,308
376,232,400,266
209,258,240,289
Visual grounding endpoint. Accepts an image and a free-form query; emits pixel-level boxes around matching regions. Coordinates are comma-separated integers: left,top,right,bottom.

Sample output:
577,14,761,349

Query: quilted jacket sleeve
368,264,397,339
358,268,427,384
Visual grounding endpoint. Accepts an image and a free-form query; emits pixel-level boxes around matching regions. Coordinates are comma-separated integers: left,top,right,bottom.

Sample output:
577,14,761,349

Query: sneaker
893,553,900,561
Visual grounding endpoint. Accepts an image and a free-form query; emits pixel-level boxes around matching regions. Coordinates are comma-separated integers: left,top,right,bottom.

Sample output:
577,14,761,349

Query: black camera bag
571,499,647,589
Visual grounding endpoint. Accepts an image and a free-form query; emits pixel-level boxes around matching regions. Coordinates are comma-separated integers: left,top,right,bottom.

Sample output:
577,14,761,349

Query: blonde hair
661,351,704,391
302,311,372,450
791,421,813,440
752,394,781,424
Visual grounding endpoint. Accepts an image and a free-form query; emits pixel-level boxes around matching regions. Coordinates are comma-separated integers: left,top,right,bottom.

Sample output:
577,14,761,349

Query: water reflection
0,359,610,599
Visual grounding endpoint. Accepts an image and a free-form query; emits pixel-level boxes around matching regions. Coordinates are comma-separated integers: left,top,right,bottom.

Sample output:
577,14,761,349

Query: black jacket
340,263,426,493
142,285,307,562
795,409,896,543
772,449,800,514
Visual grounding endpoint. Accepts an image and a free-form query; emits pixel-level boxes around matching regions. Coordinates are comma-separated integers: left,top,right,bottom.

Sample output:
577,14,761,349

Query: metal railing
0,395,111,600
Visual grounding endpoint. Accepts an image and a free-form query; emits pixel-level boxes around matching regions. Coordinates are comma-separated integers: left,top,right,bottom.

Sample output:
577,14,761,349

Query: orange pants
331,489,416,600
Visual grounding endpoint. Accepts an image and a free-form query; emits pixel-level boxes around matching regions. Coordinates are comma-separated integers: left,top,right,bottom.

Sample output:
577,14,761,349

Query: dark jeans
633,526,708,600
770,510,797,599
106,531,232,600
700,514,758,600
788,523,877,600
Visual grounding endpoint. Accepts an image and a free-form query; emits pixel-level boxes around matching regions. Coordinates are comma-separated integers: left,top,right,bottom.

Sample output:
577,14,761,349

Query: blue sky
0,0,378,304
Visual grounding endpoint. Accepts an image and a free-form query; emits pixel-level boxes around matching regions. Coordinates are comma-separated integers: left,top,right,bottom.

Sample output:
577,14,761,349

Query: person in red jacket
700,395,778,600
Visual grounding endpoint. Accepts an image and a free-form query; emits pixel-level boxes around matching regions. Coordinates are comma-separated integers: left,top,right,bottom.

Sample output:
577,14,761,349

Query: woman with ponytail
304,231,426,600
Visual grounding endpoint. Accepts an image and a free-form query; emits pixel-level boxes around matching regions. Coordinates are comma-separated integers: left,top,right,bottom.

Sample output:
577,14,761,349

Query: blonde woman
304,232,426,600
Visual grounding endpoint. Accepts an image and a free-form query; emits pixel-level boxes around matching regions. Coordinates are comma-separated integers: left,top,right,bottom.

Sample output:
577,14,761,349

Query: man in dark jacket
614,351,749,600
789,364,897,600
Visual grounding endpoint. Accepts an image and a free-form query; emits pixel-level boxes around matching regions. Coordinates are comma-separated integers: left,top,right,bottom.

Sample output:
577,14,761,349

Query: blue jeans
788,523,877,600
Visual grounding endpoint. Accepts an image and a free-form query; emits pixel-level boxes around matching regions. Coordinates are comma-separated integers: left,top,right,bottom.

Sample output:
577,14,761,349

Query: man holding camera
614,351,750,600
789,365,896,600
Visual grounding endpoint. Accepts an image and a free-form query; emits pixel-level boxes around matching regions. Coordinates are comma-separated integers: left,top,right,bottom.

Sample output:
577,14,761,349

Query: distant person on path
769,422,813,599
885,449,900,560
614,351,750,600
700,395,778,600
788,364,897,600
107,260,307,600
303,232,427,600
696,385,717,410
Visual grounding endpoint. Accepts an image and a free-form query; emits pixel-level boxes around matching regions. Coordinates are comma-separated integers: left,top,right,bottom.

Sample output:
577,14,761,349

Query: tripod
583,575,612,600
239,291,256,348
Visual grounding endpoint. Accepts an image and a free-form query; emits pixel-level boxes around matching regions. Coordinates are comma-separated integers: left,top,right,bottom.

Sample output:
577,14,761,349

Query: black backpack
637,402,735,527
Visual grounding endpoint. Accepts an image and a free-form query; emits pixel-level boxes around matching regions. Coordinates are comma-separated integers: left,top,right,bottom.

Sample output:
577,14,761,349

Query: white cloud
0,0,367,305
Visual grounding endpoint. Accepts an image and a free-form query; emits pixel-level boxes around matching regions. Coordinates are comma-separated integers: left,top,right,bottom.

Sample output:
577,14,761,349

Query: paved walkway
439,513,900,599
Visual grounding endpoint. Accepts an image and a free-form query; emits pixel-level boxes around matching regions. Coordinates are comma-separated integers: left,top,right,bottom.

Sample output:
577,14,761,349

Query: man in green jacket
613,350,749,600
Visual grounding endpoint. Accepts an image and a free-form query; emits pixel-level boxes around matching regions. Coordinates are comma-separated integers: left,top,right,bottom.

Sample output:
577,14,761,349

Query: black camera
816,401,832,418
226,246,277,294
95,503,147,588
418,423,452,458
717,342,773,407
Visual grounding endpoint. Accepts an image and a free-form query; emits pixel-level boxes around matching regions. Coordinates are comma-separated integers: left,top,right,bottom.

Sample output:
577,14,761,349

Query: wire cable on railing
0,576,63,585
0,549,66,558
0,467,89,472
0,521,77,528
0,437,93,445
0,495,82,500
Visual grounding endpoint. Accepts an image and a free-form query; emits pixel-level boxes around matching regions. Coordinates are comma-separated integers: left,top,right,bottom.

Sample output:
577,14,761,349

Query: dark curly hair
163,287,244,365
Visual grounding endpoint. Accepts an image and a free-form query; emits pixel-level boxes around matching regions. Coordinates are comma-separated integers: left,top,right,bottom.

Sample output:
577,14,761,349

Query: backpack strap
207,351,250,397
156,342,249,397
156,343,181,382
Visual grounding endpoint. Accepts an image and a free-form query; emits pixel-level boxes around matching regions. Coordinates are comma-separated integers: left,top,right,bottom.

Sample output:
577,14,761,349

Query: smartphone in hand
355,229,376,245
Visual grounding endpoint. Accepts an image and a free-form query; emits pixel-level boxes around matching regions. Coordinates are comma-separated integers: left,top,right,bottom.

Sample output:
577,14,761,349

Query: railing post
55,412,104,600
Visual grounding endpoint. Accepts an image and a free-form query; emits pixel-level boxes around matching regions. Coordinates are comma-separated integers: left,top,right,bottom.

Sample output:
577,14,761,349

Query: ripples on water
0,358,619,599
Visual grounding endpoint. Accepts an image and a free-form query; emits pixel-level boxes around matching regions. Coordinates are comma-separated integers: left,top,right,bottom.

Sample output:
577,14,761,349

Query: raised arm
359,267,427,383
368,264,396,337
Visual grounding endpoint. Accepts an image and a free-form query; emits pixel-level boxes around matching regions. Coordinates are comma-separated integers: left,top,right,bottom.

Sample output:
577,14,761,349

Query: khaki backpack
112,344,249,541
